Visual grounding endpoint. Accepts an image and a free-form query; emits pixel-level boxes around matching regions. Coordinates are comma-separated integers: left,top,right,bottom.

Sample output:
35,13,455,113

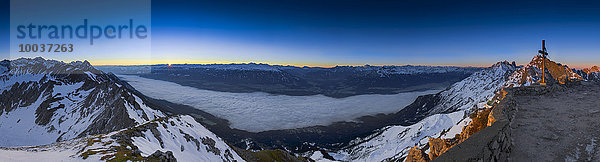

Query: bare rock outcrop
406,147,429,162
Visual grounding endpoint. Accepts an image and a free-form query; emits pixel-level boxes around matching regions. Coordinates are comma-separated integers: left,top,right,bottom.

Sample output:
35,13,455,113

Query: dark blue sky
0,0,7,60
4,0,600,67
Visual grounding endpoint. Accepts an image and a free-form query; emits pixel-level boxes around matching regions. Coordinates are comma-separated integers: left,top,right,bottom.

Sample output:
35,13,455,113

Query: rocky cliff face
432,84,592,161
407,55,598,161
0,57,247,161
582,66,600,74
0,57,165,146
405,55,582,161
406,106,498,161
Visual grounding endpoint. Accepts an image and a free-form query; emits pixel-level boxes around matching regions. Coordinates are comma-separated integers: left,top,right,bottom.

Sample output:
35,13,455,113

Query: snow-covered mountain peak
3,57,104,84
0,58,165,147
0,57,249,161
69,60,94,70
491,61,516,69
335,61,517,161
431,61,517,113
505,55,582,87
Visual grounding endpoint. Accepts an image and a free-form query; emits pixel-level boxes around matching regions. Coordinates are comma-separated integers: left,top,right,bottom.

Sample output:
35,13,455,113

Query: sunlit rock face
506,55,582,87
575,66,600,82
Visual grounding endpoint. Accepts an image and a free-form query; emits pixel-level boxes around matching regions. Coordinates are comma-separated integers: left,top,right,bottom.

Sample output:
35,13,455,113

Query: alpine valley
1,57,598,161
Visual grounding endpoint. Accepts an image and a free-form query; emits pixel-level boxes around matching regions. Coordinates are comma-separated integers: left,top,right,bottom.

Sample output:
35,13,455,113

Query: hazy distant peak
582,65,600,74
3,57,103,80
69,60,93,69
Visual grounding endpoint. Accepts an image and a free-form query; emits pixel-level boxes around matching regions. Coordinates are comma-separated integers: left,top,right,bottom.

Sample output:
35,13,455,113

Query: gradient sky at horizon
2,0,600,68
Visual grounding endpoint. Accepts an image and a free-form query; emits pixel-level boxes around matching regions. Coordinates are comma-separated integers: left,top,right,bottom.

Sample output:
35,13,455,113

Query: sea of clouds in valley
119,75,441,132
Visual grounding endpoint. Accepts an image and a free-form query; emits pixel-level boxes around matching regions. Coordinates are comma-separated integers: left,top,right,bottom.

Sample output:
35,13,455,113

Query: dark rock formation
148,150,177,162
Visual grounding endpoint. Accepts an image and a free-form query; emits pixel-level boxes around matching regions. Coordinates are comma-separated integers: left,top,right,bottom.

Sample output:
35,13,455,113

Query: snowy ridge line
127,115,245,161
432,61,517,114
333,61,517,161
0,115,245,162
0,57,167,147
6,57,97,76
0,57,246,161
396,57,579,161
334,112,464,162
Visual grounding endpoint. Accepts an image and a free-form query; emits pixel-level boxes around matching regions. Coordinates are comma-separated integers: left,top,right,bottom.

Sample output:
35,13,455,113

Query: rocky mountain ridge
505,55,582,87
329,61,517,161
0,115,245,161
0,57,246,161
1,57,168,146
404,55,595,161
574,65,600,82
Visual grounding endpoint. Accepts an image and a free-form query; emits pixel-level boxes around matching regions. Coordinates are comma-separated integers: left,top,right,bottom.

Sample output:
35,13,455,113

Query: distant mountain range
98,63,483,98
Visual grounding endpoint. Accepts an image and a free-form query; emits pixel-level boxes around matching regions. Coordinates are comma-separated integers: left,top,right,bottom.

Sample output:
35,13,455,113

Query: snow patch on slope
0,115,244,162
124,95,164,125
0,74,46,91
440,117,472,139
131,115,245,162
0,95,58,147
310,151,338,162
339,111,464,162
431,62,516,113
0,137,101,162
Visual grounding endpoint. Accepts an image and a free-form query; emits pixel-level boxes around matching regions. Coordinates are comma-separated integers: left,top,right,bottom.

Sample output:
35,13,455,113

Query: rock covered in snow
334,61,517,161
0,57,164,147
0,115,245,162
432,61,517,113
337,111,464,161
0,57,247,162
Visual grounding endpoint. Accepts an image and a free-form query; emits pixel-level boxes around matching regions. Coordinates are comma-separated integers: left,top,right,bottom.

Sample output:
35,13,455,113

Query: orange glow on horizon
88,59,503,68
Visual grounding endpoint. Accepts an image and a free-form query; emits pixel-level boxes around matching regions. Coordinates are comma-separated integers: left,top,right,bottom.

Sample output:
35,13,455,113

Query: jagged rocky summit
0,57,244,161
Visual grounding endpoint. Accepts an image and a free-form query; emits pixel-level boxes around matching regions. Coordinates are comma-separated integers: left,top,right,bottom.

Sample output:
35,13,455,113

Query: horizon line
3,57,597,69
87,61,600,70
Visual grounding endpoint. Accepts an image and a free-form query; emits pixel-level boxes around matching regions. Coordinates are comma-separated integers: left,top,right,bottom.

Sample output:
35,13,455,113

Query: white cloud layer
119,75,440,132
